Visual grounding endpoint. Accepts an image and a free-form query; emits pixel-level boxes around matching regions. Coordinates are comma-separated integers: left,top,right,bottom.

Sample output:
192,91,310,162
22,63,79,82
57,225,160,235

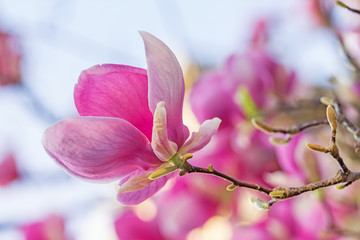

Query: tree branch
179,104,360,210
183,163,272,195
336,1,360,15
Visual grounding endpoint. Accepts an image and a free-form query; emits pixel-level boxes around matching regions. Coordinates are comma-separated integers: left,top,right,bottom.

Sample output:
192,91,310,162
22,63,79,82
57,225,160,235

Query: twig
183,163,272,195
179,104,360,210
328,1,360,73
252,118,328,145
336,1,360,15
252,118,328,135
336,34,360,74
332,99,360,147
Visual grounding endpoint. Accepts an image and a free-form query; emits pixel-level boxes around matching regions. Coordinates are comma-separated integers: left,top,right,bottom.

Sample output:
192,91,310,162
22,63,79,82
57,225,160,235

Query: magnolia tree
41,1,360,239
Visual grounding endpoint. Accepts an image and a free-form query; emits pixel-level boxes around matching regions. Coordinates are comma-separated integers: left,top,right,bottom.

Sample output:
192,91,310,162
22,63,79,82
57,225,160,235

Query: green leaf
236,86,259,119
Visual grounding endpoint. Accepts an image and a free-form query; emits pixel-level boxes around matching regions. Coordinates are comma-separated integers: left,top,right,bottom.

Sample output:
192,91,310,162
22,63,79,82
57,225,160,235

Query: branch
331,98,360,151
336,1,360,15
331,2,360,73
252,118,328,135
253,97,360,152
179,104,360,210
183,162,272,195
252,118,328,145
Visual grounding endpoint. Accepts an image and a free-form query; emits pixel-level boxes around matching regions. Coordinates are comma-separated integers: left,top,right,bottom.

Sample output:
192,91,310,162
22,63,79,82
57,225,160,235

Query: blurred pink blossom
233,199,329,240
190,20,293,183
0,31,21,86
114,211,164,240
42,32,220,205
191,21,297,128
155,180,219,240
305,0,333,27
0,153,19,186
115,180,219,240
21,215,69,240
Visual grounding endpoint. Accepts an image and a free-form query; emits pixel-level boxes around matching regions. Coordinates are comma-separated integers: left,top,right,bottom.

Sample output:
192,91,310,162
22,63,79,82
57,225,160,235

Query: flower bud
208,164,214,172
251,119,274,133
269,136,290,145
148,165,178,180
250,198,270,210
326,105,337,130
320,96,332,105
226,184,237,191
306,143,327,153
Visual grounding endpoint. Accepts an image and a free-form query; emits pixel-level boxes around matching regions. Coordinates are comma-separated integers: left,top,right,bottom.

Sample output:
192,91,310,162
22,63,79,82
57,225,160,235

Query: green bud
250,198,270,210
336,1,348,8
336,184,346,190
208,164,214,172
236,86,259,119
148,165,178,180
226,184,237,191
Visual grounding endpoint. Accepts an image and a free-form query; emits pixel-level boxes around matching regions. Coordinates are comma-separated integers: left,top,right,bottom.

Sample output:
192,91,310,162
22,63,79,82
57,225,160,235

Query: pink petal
117,170,175,205
117,170,155,194
114,211,163,240
42,117,160,182
74,64,153,140
190,71,244,128
21,215,68,240
0,154,19,186
140,31,188,146
179,118,221,155
151,101,178,161
275,134,305,182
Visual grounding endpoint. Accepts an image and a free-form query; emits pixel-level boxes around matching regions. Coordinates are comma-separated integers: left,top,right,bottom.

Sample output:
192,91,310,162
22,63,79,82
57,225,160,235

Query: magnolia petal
140,31,188,146
151,101,178,161
179,118,221,155
114,211,163,240
190,71,244,128
118,171,155,194
275,134,306,182
42,117,160,182
117,171,175,205
74,64,153,140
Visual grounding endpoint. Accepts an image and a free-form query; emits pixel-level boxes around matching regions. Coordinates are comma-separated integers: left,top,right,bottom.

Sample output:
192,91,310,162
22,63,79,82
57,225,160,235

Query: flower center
148,153,193,180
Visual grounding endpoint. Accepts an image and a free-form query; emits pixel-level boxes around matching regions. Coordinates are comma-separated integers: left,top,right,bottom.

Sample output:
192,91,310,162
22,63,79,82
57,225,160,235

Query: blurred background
0,0,360,239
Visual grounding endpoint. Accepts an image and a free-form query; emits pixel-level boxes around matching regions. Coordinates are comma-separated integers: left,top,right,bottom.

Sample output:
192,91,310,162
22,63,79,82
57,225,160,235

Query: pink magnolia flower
42,32,220,205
